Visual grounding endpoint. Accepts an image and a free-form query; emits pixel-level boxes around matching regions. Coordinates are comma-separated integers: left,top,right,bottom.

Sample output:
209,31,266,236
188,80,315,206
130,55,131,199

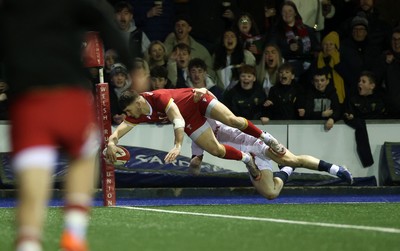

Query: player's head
239,64,256,90
278,62,295,85
119,90,141,118
150,65,169,90
312,68,330,93
358,71,377,96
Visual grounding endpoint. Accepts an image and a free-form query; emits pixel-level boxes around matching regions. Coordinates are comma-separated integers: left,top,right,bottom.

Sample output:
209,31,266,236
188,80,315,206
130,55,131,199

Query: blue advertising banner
113,146,253,188
0,146,252,188
0,145,377,188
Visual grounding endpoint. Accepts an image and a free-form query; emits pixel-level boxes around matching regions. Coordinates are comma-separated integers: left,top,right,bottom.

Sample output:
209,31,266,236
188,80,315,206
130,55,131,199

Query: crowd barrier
1,120,399,186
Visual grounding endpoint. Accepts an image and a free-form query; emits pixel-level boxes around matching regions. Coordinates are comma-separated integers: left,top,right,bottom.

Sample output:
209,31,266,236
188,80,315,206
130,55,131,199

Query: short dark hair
119,90,140,110
188,58,207,71
172,43,191,54
150,65,168,79
313,68,329,79
278,62,295,74
360,71,377,84
114,1,133,14
174,13,192,26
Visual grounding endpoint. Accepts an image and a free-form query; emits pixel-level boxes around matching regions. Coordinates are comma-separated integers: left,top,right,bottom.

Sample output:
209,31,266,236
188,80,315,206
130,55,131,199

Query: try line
117,206,400,234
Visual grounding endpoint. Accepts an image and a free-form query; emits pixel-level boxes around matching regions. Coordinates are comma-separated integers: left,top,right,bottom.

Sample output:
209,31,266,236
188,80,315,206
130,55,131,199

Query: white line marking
116,206,400,234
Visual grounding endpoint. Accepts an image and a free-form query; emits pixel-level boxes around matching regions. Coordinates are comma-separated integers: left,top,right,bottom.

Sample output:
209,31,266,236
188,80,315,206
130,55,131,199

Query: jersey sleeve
152,90,174,113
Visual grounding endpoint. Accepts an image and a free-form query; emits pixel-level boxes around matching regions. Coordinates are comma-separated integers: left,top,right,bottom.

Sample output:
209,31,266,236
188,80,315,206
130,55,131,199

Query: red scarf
284,19,311,53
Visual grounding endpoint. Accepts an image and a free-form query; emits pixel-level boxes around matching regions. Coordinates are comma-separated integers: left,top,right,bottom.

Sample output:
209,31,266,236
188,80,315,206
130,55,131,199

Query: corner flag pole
83,31,116,206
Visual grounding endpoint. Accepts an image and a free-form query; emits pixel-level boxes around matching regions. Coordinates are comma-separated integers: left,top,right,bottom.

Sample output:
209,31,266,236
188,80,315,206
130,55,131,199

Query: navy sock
273,171,289,183
318,160,332,172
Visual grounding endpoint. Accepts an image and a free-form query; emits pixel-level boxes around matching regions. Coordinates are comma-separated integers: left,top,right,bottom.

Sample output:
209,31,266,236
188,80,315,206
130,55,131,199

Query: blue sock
318,160,332,172
273,171,289,183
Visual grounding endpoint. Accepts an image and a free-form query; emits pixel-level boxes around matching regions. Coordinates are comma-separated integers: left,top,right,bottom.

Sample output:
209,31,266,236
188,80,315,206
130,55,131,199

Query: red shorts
10,88,99,158
179,93,217,139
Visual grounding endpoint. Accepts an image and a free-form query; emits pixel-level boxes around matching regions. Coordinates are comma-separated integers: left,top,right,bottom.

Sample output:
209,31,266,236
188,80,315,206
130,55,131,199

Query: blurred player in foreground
105,87,288,179
189,119,354,200
0,0,131,250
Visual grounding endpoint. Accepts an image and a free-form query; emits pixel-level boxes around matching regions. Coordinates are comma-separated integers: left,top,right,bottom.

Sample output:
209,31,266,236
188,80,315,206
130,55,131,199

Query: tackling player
189,119,354,200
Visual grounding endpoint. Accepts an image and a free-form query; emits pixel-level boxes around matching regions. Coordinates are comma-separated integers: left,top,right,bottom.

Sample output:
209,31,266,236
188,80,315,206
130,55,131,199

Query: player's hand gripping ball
103,146,130,166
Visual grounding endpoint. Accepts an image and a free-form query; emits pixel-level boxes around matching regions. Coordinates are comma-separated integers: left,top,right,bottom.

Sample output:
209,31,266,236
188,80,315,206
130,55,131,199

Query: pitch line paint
117,206,400,234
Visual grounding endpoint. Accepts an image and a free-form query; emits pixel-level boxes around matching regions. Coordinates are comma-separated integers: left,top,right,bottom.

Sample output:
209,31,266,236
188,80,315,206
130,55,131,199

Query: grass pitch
1,203,399,251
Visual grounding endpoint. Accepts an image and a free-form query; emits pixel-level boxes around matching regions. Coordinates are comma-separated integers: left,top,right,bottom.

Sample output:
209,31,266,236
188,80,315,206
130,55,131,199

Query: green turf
1,203,400,251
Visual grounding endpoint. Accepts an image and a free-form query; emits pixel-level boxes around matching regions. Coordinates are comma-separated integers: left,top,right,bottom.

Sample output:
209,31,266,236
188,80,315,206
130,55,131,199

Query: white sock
241,152,251,163
329,165,340,175
64,209,89,241
280,166,293,176
16,240,42,251
16,226,42,251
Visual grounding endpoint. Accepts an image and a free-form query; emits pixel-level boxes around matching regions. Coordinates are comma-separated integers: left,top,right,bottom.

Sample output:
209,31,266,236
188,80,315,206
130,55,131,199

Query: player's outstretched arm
164,102,185,163
106,122,134,162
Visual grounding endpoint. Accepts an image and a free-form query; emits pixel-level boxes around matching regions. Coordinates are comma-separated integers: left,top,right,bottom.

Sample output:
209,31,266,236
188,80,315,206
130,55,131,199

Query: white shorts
191,119,273,171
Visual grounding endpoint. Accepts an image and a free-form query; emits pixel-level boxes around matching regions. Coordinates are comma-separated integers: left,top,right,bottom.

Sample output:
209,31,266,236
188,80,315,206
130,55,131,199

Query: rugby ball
102,146,130,166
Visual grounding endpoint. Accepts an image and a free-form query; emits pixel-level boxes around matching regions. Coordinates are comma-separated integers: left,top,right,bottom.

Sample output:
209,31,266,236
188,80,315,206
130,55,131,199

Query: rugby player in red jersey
106,87,287,179
1,0,132,250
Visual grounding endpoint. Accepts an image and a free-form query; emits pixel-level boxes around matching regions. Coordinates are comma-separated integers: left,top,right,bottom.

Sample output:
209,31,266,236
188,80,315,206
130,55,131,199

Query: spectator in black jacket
344,71,386,167
150,65,173,90
373,26,400,118
339,0,392,52
344,71,386,120
114,1,151,58
340,14,382,96
304,68,341,131
223,64,266,120
262,62,305,122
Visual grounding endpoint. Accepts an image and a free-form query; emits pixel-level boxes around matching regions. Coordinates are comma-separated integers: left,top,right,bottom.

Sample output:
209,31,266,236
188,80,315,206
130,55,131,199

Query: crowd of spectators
1,0,399,124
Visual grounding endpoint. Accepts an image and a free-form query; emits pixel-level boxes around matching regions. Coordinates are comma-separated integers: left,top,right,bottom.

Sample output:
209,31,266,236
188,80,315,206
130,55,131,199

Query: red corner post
96,83,116,206
83,31,116,206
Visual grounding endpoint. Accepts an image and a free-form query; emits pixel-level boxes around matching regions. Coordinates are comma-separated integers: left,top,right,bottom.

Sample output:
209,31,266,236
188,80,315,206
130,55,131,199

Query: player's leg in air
266,149,354,186
189,121,353,200
189,120,262,181
189,123,283,199
204,97,287,156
